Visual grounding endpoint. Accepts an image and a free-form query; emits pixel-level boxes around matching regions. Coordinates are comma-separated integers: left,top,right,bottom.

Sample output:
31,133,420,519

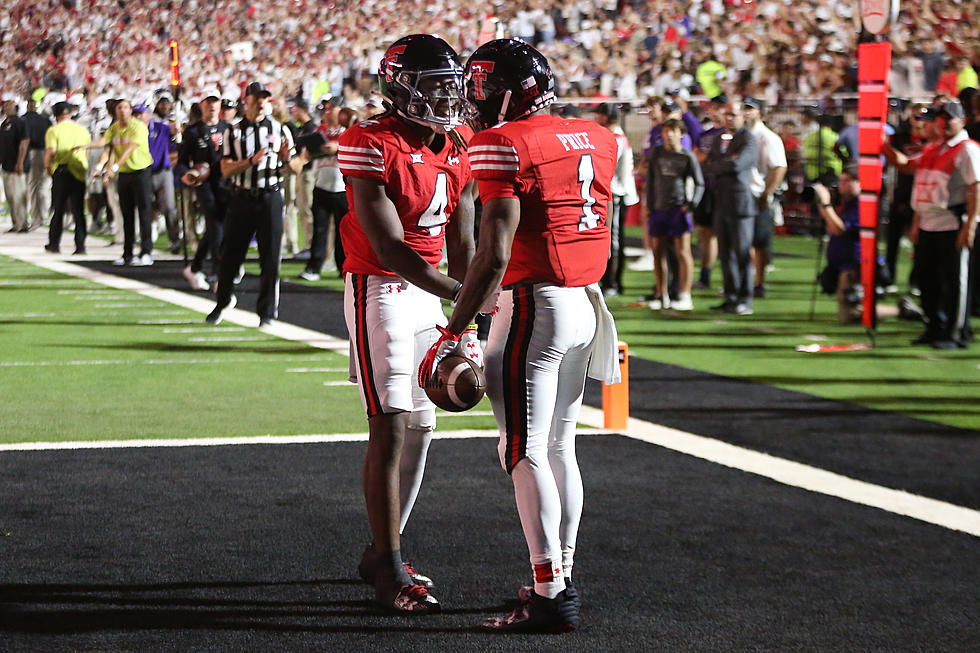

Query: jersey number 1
418,172,449,237
578,154,600,231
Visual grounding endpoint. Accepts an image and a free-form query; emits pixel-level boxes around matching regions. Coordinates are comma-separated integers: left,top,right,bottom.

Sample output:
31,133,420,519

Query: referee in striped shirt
207,81,301,326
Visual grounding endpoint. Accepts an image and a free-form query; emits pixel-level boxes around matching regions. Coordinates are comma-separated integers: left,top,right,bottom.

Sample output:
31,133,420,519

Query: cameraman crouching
813,165,862,323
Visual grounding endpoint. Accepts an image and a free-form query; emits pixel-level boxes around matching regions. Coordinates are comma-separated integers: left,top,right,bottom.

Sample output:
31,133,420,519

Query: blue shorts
648,207,692,238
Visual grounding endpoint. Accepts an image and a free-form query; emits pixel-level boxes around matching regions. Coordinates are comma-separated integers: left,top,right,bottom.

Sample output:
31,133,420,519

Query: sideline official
206,82,298,327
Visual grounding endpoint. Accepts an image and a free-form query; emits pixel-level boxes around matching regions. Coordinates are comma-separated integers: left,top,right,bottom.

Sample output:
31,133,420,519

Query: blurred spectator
1,98,31,232
99,99,155,267
177,89,228,292
593,103,639,297
300,98,349,281
916,39,946,92
44,101,91,254
141,101,181,252
702,101,758,316
802,112,841,182
955,56,979,93
743,97,787,298
646,118,703,311
289,97,318,261
22,99,52,230
884,100,979,349
813,166,862,324
883,102,928,293
692,94,728,290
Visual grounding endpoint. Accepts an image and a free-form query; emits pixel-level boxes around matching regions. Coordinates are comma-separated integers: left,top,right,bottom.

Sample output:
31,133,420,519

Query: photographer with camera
811,166,862,324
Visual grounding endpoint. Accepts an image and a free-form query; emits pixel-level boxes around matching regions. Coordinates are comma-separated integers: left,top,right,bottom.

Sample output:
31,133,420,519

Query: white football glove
418,324,484,387
457,327,483,368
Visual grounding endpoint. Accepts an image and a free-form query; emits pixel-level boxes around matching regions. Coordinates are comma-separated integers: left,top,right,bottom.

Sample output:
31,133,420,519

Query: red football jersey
469,114,616,287
338,115,473,276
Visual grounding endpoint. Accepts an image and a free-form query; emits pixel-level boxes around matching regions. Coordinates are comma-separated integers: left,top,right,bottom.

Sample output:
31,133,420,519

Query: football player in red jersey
338,34,479,614
420,39,622,633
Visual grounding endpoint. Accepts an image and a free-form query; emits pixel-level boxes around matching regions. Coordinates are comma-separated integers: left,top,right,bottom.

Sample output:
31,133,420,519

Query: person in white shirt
742,97,787,297
593,103,640,296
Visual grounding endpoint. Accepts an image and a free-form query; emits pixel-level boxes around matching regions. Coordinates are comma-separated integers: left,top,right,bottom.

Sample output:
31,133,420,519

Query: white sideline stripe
187,336,272,342
0,356,327,368
0,254,351,355
577,406,980,538
0,430,498,450
0,428,611,452
163,327,246,334
286,367,348,373
72,294,128,300
2,245,978,538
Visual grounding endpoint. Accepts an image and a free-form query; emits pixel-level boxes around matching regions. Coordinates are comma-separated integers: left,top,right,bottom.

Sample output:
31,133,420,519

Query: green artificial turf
0,257,495,443
607,228,979,430
1,227,977,445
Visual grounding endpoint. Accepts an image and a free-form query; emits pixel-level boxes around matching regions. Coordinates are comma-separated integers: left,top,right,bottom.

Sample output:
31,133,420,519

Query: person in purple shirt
638,95,701,297
135,100,180,252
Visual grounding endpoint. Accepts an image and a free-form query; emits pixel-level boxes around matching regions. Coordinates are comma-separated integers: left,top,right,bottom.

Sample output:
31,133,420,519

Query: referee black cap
245,82,272,98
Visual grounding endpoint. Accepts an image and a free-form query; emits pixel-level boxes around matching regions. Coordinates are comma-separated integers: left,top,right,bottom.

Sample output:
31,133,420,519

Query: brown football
424,354,486,412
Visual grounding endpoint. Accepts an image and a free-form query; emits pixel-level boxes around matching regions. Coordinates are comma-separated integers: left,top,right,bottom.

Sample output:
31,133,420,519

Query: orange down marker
602,341,629,430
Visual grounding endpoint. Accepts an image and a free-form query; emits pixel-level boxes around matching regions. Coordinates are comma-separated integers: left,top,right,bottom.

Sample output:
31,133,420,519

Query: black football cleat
517,578,580,610
375,583,441,615
479,588,580,633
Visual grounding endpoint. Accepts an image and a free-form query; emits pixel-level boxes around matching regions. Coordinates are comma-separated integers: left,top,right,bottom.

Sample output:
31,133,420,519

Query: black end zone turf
1,437,978,650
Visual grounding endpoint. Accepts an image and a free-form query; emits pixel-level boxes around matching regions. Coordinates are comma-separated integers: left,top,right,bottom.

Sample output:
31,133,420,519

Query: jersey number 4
418,172,449,237
578,154,600,231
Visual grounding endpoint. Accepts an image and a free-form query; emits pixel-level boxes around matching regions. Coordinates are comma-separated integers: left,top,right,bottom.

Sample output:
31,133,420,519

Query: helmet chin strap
497,90,512,125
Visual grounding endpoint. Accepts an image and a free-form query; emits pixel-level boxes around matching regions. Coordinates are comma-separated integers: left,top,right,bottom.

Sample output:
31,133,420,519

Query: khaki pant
27,149,51,227
106,175,123,242
281,172,299,255
294,167,315,249
2,171,29,230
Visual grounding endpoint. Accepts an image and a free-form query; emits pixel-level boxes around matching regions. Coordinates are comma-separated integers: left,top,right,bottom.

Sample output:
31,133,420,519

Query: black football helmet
378,34,465,132
463,39,556,129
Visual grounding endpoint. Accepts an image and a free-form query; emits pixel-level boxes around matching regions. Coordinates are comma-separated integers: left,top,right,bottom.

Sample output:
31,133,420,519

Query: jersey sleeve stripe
471,153,520,163
470,145,519,154
338,154,384,165
339,164,385,172
472,163,520,171
339,145,384,156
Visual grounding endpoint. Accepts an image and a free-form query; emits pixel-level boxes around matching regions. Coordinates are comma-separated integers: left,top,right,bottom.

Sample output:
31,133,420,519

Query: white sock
562,549,575,581
398,425,432,533
532,560,566,599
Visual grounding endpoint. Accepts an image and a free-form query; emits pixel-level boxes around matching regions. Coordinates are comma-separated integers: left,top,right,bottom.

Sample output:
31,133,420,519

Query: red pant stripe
352,274,382,417
502,287,534,473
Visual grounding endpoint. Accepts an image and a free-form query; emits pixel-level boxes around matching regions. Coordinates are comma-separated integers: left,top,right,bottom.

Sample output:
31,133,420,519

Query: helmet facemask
392,68,466,133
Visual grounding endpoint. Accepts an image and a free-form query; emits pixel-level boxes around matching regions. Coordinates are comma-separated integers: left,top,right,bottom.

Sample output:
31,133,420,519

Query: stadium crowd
2,0,979,107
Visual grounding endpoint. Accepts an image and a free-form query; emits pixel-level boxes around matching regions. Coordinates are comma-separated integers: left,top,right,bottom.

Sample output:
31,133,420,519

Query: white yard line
3,242,979,538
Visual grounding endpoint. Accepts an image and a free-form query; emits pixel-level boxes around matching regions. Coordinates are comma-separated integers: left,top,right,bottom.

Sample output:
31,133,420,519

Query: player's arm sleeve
337,128,387,183
469,131,520,199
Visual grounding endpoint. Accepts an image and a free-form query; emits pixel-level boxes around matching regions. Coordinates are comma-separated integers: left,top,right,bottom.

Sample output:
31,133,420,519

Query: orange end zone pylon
602,341,629,430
